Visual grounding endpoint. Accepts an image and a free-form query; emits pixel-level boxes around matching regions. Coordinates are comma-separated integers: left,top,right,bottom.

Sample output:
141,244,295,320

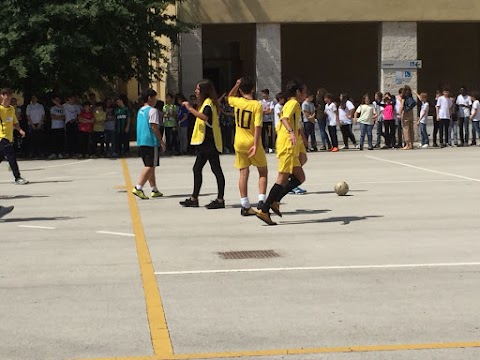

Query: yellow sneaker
256,211,277,226
132,188,149,200
271,201,282,217
151,190,164,198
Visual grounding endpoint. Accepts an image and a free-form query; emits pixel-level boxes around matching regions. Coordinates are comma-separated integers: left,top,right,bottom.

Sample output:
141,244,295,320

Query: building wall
178,0,480,24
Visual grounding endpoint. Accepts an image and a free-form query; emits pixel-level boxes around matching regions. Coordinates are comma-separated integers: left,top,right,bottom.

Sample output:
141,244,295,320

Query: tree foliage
0,0,190,97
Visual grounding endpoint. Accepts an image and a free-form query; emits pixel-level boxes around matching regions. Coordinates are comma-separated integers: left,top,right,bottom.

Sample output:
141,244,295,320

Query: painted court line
18,225,56,230
96,231,135,237
75,341,480,360
121,159,174,358
155,262,480,276
365,155,480,182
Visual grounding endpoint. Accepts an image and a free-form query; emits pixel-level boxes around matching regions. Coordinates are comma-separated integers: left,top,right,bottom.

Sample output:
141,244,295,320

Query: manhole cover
217,250,280,260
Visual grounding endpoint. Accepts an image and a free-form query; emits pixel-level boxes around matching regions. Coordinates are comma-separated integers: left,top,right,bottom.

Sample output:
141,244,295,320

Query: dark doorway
281,23,379,101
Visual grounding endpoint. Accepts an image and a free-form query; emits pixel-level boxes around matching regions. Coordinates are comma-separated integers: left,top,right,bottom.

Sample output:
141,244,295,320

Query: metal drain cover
217,250,280,260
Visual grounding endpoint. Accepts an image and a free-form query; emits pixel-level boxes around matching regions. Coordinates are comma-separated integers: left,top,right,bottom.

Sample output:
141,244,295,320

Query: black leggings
328,126,338,148
193,149,225,200
340,124,356,147
384,121,395,147
0,138,21,179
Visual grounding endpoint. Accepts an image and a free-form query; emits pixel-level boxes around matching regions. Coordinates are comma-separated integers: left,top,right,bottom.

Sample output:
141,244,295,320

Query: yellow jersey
277,99,301,139
0,105,19,142
228,96,263,153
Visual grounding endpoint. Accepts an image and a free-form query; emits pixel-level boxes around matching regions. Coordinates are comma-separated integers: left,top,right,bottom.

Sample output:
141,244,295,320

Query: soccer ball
334,181,349,196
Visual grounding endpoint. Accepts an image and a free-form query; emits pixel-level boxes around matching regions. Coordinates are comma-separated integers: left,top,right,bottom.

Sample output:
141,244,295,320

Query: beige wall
179,0,480,24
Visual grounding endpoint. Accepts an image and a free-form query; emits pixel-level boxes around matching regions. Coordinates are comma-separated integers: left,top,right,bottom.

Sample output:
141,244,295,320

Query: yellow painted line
122,159,174,357
167,341,480,359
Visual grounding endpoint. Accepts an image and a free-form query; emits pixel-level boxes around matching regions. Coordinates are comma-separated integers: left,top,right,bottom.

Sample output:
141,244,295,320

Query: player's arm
227,79,241,99
280,116,296,145
182,101,208,122
150,123,166,151
248,104,263,158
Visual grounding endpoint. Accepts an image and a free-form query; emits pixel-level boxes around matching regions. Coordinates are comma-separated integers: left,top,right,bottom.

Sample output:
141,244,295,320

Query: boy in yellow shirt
227,77,268,216
0,88,28,185
257,80,308,225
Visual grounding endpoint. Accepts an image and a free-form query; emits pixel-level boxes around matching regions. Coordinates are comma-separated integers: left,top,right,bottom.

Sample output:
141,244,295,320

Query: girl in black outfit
180,79,226,209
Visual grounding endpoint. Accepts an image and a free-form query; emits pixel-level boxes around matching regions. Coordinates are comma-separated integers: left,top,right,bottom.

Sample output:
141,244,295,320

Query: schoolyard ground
1,145,480,360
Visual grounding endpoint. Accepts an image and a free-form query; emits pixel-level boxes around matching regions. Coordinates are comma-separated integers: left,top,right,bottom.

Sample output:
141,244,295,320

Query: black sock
262,184,284,213
277,175,302,202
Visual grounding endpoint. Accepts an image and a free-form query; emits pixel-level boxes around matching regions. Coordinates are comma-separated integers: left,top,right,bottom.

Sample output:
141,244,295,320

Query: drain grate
217,250,280,260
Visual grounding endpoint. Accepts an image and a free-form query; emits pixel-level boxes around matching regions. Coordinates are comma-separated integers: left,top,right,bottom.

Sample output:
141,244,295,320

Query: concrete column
380,22,418,94
256,24,281,97
180,27,203,96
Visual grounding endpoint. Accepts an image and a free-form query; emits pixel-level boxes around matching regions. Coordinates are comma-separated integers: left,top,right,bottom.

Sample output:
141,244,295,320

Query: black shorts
139,146,159,167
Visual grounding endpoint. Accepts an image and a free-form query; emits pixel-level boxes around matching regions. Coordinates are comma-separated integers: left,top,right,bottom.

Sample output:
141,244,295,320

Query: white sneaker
422,144,429,148
340,145,346,150
15,177,29,185
268,148,274,153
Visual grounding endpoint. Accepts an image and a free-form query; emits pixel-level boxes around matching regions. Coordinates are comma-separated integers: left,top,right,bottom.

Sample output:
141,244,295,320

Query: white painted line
18,225,56,230
155,262,480,276
365,155,480,182
96,231,135,237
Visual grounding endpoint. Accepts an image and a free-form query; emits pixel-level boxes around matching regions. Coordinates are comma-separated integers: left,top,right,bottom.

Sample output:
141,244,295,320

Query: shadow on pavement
1,216,80,223
280,209,331,216
278,215,383,226
0,195,50,200
305,190,367,195
29,180,73,184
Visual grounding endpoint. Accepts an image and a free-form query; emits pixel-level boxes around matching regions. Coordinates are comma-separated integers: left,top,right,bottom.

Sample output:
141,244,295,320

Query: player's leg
257,166,268,207
205,150,226,209
239,167,256,216
256,172,289,225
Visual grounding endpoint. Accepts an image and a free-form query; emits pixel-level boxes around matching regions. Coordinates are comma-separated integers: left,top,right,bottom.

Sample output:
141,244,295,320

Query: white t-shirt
274,103,283,128
325,102,338,126
436,96,452,119
456,95,472,118
145,107,160,125
50,105,65,129
339,100,355,125
260,99,274,123
26,103,45,124
395,95,403,118
64,103,79,124
419,102,429,124
301,101,315,123
373,101,384,121
472,100,480,121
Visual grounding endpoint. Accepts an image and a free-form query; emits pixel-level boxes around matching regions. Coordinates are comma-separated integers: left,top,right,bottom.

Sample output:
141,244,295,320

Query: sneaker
368,147,374,150
241,207,257,216
257,201,265,210
58,153,64,159
319,146,327,151
354,144,360,149
340,145,348,150
151,190,164,198
256,211,277,226
331,147,339,152
0,205,14,218
433,143,439,148
179,198,199,207
205,199,225,209
132,188,149,200
48,154,57,160
268,148,274,153
15,177,29,185
271,201,282,217
422,144,429,148
293,187,307,195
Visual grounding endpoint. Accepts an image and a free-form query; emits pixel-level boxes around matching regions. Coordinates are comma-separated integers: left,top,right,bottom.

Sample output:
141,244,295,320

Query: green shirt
115,106,130,133
163,104,177,128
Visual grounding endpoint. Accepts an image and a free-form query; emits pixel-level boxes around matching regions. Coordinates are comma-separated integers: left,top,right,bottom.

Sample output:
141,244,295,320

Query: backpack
404,96,417,112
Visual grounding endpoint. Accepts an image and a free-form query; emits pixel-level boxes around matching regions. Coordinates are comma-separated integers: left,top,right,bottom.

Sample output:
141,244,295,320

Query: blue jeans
459,117,470,144
420,123,428,145
317,117,330,147
472,121,480,141
450,120,458,145
359,123,374,149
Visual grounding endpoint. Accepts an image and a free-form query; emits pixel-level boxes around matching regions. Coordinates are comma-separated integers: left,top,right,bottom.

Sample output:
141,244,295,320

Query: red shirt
78,111,94,132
